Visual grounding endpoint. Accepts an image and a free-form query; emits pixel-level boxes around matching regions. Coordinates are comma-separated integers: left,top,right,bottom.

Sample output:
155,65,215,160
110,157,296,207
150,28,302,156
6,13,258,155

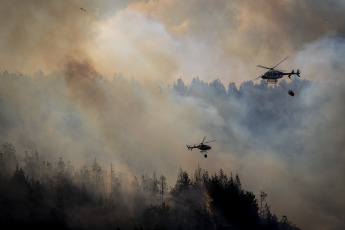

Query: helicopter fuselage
187,137,215,158
261,70,284,80
198,144,211,152
187,144,211,152
256,57,300,83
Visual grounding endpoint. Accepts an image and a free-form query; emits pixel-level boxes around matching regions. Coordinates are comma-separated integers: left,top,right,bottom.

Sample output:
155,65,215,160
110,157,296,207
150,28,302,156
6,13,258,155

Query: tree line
0,142,300,230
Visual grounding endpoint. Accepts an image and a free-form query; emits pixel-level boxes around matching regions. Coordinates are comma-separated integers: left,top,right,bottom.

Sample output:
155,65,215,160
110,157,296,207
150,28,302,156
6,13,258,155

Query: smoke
128,0,345,84
63,56,105,104
1,1,345,229
1,61,344,230
3,0,344,85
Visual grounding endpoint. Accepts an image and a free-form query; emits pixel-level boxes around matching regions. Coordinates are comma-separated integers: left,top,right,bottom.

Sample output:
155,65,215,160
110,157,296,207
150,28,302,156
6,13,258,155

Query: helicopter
255,57,301,84
187,136,215,158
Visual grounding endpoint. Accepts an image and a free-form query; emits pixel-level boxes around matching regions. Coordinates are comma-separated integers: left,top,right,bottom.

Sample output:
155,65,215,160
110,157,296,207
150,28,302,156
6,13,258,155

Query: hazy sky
1,1,345,230
1,0,344,84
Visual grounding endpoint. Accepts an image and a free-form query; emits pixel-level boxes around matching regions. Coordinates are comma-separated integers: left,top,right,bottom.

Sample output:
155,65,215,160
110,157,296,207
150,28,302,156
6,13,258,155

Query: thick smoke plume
63,55,107,109
1,52,344,230
2,0,345,84
1,1,345,230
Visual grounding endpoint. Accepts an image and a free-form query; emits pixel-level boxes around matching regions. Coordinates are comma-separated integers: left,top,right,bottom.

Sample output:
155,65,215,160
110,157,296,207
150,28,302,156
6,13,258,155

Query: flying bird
80,7,87,12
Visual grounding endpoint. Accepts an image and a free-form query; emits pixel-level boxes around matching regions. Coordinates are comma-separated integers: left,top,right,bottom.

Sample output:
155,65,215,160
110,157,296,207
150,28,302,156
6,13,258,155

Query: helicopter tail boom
186,145,196,151
287,69,301,79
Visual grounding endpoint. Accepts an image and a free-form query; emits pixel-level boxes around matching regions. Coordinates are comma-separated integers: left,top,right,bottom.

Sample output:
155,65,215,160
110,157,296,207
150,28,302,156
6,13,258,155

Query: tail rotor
296,69,301,77
288,69,301,79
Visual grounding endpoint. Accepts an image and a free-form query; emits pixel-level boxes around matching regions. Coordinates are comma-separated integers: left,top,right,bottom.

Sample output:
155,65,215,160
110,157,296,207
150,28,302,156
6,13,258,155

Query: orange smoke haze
63,55,107,109
1,1,345,230
1,0,344,85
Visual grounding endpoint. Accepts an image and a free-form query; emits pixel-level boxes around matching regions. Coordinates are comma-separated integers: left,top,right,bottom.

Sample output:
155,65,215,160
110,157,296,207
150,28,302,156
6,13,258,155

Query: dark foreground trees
0,144,299,230
167,167,259,230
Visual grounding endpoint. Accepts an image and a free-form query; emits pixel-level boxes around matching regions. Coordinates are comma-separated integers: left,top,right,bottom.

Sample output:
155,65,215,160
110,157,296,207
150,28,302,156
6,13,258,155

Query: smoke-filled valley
0,142,295,230
1,1,345,229
0,66,344,230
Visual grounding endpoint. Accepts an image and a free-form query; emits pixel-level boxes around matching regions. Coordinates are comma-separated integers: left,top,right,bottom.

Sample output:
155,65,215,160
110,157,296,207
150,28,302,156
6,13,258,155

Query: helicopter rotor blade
256,65,271,70
202,136,206,144
254,75,263,81
272,56,289,69
204,140,216,143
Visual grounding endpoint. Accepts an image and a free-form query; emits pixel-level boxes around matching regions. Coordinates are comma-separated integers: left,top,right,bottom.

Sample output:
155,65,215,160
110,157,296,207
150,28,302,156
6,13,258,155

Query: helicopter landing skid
267,79,278,84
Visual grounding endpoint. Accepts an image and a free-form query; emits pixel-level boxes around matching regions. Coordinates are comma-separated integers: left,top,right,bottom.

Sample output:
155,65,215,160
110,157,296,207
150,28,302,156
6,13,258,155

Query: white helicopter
255,57,301,84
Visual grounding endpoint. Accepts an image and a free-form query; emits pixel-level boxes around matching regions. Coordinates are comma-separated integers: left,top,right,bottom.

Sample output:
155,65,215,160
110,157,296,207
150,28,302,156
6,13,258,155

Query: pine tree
152,170,159,195
159,174,167,205
219,169,228,187
235,173,242,191
193,164,203,188
12,166,28,185
173,167,191,194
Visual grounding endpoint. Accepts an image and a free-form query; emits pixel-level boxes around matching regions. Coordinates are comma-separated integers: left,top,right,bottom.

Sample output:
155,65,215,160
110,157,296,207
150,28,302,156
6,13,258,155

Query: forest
1,70,335,230
0,142,300,230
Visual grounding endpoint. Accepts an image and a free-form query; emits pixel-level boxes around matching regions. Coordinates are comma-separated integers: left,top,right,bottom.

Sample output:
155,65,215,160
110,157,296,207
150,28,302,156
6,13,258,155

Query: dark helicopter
255,57,301,84
187,137,215,158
